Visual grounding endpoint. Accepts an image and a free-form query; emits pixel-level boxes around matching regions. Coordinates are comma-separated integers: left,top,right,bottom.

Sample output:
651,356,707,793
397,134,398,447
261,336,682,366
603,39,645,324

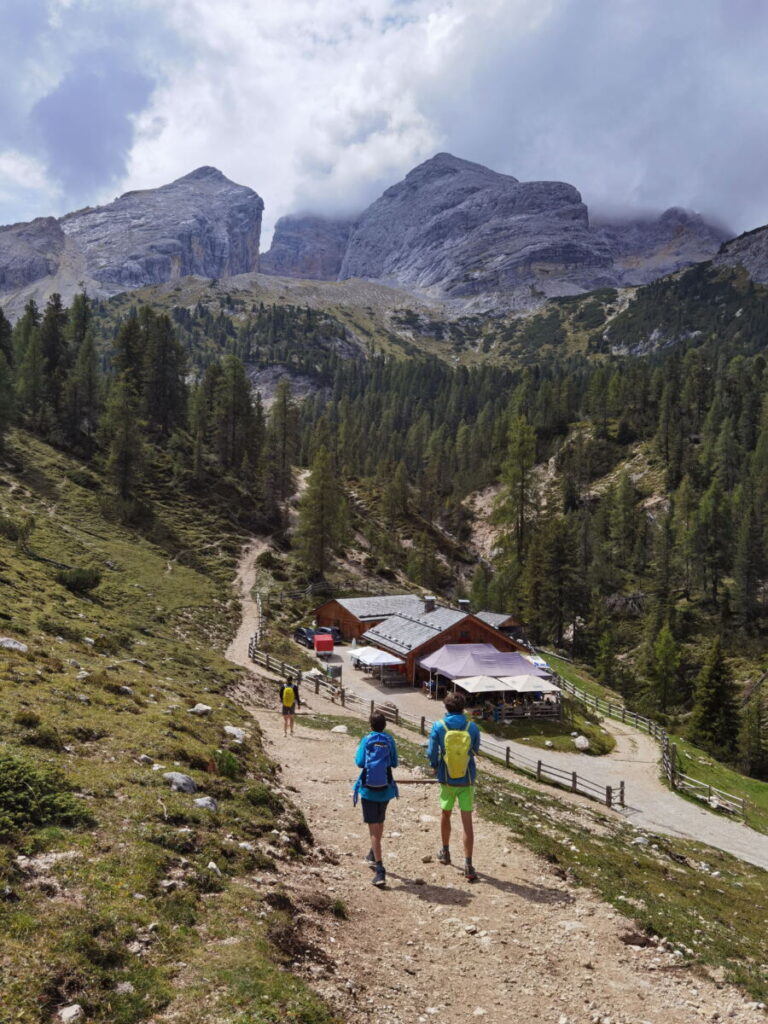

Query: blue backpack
363,733,392,789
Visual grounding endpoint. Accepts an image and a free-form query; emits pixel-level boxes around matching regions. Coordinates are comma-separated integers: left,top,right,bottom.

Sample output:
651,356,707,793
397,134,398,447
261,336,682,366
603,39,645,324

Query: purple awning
418,644,546,680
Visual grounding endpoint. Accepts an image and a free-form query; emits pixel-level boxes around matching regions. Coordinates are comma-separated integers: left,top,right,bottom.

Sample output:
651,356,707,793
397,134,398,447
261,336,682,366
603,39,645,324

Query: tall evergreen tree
0,352,13,448
142,312,187,441
687,637,739,759
100,376,145,502
294,446,349,576
737,696,768,780
494,414,537,565
0,308,12,366
63,328,101,449
266,378,299,502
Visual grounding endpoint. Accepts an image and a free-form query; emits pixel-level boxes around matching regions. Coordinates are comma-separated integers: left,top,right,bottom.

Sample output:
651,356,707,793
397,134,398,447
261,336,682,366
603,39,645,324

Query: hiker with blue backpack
427,690,481,882
353,712,399,887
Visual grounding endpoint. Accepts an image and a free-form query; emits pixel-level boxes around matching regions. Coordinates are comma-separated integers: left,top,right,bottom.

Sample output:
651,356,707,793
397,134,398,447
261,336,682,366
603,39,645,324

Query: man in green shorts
427,691,481,881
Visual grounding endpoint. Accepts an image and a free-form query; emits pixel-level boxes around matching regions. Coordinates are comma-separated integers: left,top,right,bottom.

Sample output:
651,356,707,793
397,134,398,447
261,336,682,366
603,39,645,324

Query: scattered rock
162,772,197,794
77,694,90,704
76,670,90,680
545,740,554,749
330,725,348,734
224,725,247,742
195,796,219,812
574,735,590,751
0,637,28,652
188,703,212,716
115,981,136,994
207,861,222,877
138,754,154,765
118,685,133,696
58,1006,84,1023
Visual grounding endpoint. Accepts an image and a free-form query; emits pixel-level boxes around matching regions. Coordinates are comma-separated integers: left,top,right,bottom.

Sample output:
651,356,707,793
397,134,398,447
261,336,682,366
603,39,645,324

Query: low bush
0,748,94,840
56,567,102,594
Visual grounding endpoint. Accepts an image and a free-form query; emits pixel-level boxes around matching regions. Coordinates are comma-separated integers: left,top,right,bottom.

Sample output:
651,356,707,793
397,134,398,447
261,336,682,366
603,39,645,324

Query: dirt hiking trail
226,543,765,1024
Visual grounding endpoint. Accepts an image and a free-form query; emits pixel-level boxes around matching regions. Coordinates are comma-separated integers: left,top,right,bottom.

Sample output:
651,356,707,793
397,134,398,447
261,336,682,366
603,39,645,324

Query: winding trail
224,542,767,1024
225,539,768,871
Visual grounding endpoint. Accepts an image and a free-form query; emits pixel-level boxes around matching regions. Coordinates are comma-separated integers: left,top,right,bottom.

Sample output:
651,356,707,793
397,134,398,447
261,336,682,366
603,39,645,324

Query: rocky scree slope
0,166,263,314
714,222,768,283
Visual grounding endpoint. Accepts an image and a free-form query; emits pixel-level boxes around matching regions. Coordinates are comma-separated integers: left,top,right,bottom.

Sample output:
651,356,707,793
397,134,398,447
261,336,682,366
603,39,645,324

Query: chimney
423,595,436,614
458,599,470,614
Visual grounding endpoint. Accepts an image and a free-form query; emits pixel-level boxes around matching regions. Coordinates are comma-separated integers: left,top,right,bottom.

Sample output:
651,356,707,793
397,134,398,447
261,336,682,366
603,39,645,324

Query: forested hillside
2,259,768,781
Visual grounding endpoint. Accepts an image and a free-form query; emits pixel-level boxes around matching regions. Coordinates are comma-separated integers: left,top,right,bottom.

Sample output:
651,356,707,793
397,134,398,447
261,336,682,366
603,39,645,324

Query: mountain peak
176,166,229,184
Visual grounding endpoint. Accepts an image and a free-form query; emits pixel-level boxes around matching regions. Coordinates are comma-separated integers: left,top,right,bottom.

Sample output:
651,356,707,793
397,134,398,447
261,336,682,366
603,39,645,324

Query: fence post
314,678,320,695
370,700,375,717
395,707,400,726
621,707,626,723
266,653,271,672
571,771,577,793
536,760,542,782
506,746,510,768
670,743,677,787
619,781,625,807
420,716,426,736
606,785,613,808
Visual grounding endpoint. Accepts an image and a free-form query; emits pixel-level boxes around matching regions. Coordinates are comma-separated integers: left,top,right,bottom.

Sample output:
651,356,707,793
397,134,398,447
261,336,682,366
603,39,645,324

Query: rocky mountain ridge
0,166,263,315
0,154,737,317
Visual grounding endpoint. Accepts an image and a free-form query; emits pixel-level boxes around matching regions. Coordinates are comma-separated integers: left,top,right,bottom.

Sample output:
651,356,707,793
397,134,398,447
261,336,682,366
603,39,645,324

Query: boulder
0,638,28,653
194,796,219,812
162,772,197,794
189,703,213,716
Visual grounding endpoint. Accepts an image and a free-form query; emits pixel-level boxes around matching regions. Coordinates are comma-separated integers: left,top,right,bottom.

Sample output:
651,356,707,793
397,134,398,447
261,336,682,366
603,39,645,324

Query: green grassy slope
0,432,339,1024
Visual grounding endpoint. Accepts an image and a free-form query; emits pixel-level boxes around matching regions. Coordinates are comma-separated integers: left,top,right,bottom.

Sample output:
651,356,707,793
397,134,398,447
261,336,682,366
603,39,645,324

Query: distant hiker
427,691,481,882
353,712,399,887
280,679,300,736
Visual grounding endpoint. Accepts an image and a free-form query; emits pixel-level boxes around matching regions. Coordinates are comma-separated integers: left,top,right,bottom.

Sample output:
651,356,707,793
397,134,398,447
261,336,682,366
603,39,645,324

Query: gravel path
227,541,768,872
224,544,768,1022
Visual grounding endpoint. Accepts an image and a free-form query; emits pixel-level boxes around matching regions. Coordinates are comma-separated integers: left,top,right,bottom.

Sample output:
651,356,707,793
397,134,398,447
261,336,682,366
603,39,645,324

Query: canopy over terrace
419,644,547,681
497,674,561,694
453,675,518,695
357,649,404,667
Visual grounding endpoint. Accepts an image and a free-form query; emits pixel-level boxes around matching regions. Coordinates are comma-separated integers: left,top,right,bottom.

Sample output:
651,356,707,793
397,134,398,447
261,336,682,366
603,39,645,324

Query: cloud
31,51,154,200
2,0,768,238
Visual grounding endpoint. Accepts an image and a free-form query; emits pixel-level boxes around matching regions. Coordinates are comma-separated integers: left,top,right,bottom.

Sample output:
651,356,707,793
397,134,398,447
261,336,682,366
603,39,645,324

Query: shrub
21,724,65,752
56,567,102,594
245,783,283,814
0,514,20,541
13,710,41,729
213,748,243,780
0,749,94,840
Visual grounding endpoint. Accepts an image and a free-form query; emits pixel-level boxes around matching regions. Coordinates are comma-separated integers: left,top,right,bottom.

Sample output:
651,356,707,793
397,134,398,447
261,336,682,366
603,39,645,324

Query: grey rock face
0,167,263,310
261,214,354,279
594,207,728,285
60,167,263,291
339,153,615,298
0,218,65,290
714,224,768,283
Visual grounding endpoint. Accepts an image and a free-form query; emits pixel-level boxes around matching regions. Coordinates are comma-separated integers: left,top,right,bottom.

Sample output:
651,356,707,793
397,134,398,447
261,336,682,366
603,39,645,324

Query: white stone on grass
162,772,197,794
0,637,28,652
330,725,348,734
189,703,213,716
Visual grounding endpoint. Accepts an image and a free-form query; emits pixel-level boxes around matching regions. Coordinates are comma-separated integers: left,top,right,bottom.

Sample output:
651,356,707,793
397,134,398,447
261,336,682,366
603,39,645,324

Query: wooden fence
542,652,747,819
248,636,624,810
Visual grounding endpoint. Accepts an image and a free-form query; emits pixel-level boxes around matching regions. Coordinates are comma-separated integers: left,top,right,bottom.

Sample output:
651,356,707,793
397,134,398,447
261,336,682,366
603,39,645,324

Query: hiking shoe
365,849,376,868
464,864,478,882
437,848,451,865
372,866,386,887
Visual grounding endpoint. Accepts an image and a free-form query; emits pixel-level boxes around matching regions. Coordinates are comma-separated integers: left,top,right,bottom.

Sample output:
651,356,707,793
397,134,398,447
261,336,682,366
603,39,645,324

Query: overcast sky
2,0,767,241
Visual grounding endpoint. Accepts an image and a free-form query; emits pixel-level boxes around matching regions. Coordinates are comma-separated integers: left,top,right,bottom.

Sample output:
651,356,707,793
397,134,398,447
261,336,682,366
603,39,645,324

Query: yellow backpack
282,685,295,709
439,719,471,783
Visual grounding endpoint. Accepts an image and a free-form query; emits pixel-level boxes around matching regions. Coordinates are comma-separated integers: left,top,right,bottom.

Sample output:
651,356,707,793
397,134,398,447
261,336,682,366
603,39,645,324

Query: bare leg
460,810,474,860
368,822,385,862
283,713,288,737
440,809,452,848
289,713,295,735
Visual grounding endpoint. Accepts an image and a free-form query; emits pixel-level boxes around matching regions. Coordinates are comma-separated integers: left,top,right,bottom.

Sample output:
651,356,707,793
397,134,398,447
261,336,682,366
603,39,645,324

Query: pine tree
0,308,12,366
649,625,679,713
294,446,349,576
494,414,537,565
39,292,69,423
212,355,254,472
113,311,146,394
16,325,45,430
687,637,739,759
595,628,616,689
142,312,187,441
0,351,13,448
265,378,299,502
737,696,768,780
100,376,145,502
63,328,101,449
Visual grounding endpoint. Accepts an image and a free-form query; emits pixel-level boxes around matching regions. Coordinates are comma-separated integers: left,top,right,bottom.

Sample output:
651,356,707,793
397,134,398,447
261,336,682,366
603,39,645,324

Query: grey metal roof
334,594,434,622
476,610,513,628
361,608,467,656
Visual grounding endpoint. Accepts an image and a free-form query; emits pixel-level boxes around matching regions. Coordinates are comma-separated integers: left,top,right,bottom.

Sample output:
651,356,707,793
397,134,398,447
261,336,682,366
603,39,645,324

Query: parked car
293,627,316,648
315,625,344,644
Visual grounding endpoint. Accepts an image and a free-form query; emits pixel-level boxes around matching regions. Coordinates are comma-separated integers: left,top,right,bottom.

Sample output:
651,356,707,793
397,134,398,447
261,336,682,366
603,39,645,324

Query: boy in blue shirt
427,691,481,881
354,712,399,887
